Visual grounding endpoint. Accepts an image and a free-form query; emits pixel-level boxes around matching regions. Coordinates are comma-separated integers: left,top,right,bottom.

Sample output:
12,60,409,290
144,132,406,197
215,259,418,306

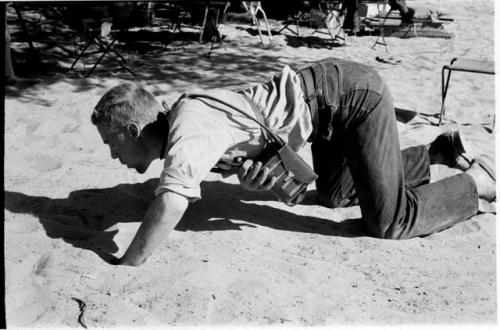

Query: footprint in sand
32,253,52,277
24,154,63,173
28,120,78,137
5,153,62,175
5,212,41,234
5,255,53,327
6,281,53,326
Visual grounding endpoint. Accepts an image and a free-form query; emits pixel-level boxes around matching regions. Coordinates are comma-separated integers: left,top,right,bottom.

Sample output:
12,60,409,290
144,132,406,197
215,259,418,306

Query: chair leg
438,67,452,126
70,38,92,71
254,16,266,47
13,4,36,55
94,36,135,75
243,3,265,47
330,12,347,45
323,13,339,45
372,9,391,52
86,37,116,77
278,23,297,36
215,8,224,46
116,59,136,77
88,36,136,77
258,6,272,41
251,4,272,48
207,8,224,57
277,24,287,34
94,36,127,63
200,5,209,43
279,12,302,37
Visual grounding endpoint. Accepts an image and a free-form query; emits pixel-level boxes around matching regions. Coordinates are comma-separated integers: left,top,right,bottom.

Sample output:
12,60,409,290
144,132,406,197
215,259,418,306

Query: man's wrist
106,254,141,267
119,254,145,267
107,255,121,265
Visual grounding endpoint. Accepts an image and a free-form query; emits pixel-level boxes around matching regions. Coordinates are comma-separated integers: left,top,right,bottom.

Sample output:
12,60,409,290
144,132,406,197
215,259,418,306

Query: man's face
97,124,152,174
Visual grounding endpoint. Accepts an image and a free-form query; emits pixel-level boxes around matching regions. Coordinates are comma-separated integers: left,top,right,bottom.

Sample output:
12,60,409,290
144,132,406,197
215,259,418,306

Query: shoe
429,130,472,170
316,191,358,208
474,155,496,180
375,55,401,65
473,154,496,202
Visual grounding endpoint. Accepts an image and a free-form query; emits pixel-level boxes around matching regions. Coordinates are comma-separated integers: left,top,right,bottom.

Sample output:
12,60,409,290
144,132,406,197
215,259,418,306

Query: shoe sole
473,154,496,181
450,130,473,167
473,154,496,204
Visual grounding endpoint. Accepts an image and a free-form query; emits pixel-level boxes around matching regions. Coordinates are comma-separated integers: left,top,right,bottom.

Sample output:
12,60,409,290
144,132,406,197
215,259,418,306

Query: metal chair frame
277,9,308,37
370,0,453,52
242,1,272,48
70,18,136,77
438,57,495,128
278,0,347,46
311,1,347,46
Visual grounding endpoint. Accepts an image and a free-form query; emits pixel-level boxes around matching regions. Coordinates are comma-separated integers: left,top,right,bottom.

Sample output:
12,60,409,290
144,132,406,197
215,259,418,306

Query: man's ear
127,123,141,139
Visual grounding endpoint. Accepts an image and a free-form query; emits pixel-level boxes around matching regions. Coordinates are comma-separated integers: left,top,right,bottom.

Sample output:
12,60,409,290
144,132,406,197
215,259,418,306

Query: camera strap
182,93,317,202
157,100,175,160
184,93,284,147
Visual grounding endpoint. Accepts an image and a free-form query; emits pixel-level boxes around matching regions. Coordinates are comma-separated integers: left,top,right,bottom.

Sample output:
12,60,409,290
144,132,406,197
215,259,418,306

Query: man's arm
119,191,189,267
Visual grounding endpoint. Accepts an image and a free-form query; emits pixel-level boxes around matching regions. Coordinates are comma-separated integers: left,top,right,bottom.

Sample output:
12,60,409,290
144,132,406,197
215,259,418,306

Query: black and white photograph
3,0,497,327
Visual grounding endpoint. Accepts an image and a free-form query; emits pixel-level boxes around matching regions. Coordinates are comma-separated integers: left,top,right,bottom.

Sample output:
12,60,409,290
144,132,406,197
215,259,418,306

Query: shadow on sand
5,179,368,263
6,4,288,107
285,34,344,49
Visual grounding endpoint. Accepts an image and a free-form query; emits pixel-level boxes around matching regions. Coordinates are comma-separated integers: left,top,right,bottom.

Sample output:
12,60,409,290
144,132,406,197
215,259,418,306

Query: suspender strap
297,63,323,142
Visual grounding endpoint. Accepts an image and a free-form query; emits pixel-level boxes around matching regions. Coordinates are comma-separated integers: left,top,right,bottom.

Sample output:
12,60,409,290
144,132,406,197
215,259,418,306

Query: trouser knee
366,220,407,240
316,188,358,208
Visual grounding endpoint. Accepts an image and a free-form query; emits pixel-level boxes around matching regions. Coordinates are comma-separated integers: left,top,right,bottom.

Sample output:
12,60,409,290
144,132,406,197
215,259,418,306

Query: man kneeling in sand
92,58,495,267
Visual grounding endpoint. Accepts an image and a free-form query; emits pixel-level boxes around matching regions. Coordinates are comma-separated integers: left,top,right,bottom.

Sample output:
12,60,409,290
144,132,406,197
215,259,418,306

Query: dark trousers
389,0,414,21
297,58,478,239
4,4,15,79
342,0,360,33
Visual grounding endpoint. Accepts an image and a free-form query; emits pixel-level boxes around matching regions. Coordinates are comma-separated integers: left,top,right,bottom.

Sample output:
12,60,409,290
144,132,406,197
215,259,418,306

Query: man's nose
110,147,119,159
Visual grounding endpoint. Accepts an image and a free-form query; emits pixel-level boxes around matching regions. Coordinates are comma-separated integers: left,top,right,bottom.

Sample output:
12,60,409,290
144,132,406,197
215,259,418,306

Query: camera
256,141,317,206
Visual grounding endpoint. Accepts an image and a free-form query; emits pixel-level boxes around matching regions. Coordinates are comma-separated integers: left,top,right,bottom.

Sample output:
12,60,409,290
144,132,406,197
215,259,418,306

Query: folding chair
199,1,230,41
199,1,230,56
370,1,397,52
242,1,272,48
438,58,495,128
70,17,136,77
370,0,453,52
11,3,36,55
278,1,346,46
169,1,229,56
277,2,311,37
311,1,347,46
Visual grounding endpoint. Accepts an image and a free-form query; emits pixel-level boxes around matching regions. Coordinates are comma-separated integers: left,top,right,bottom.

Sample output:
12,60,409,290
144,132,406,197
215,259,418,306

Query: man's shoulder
172,89,247,118
168,92,236,132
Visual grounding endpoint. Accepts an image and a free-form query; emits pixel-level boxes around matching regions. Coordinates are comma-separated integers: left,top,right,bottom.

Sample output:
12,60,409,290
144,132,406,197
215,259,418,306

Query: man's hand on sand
104,254,122,266
107,255,142,267
105,254,136,267
238,159,277,191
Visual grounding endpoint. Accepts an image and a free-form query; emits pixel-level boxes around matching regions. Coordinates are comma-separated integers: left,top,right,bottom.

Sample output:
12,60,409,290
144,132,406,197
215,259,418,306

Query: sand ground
4,0,497,327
